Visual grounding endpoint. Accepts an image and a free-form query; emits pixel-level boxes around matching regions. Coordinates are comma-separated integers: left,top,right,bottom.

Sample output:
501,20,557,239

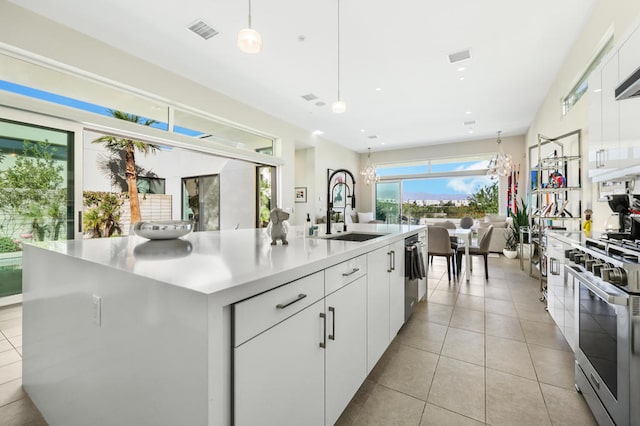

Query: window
562,34,614,116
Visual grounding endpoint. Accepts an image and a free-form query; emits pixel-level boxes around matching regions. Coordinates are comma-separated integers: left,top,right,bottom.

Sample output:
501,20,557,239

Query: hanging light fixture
487,130,513,179
360,148,379,184
331,0,346,113
237,0,262,54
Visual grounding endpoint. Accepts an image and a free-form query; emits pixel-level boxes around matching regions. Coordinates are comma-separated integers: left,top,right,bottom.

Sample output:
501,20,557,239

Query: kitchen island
22,223,425,426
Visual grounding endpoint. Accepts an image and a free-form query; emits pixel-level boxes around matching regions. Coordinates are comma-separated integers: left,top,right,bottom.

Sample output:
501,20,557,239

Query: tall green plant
509,198,530,244
92,110,158,225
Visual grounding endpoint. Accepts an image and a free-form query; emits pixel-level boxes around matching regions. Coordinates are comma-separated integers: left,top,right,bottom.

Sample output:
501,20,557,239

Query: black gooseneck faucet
326,169,356,235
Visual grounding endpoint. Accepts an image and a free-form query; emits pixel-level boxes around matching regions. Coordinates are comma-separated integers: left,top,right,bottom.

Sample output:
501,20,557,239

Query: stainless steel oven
568,265,640,425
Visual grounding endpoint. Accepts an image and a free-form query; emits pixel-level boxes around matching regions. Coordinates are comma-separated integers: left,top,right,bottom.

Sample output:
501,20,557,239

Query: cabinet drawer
325,255,367,295
234,271,324,346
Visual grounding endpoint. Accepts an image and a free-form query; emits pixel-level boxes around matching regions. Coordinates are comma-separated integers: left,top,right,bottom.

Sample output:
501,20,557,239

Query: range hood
615,65,640,100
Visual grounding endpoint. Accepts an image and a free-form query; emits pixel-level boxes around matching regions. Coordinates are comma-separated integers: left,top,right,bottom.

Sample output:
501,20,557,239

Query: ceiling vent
464,120,476,126
301,93,318,101
448,49,471,64
188,20,219,40
368,135,378,139
315,101,326,107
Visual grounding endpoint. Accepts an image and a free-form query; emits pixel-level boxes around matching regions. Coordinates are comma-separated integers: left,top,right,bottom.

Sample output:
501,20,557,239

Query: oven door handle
567,267,629,306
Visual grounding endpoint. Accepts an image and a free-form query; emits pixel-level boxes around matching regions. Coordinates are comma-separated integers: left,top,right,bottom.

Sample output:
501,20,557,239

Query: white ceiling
9,0,596,153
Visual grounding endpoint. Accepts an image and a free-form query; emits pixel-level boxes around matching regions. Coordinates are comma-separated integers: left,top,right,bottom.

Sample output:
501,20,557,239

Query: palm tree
92,110,158,225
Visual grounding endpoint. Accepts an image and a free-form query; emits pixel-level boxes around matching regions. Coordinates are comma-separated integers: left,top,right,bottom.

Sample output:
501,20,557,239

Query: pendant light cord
248,0,253,28
337,0,341,100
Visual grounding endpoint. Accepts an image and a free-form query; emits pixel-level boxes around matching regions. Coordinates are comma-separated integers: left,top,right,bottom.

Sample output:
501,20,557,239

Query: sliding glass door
0,118,75,298
375,181,401,224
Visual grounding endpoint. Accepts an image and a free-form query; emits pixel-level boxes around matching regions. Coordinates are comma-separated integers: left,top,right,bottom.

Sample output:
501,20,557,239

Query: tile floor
0,255,596,425
336,255,597,425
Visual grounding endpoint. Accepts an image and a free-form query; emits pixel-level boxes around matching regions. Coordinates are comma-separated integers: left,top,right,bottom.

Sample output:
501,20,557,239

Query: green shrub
0,237,18,253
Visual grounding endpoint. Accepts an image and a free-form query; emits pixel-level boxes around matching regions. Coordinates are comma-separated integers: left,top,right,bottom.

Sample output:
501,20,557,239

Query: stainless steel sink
323,232,388,242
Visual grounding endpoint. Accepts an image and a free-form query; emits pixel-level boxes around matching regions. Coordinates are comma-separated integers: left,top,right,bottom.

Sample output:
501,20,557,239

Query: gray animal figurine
269,208,290,245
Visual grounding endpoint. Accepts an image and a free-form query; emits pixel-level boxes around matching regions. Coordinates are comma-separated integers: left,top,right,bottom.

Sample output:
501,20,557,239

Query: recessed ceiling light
312,130,324,135
375,88,382,92
381,142,385,145
593,88,602,93
457,67,466,72
468,130,474,134
465,111,472,115
459,76,465,81
360,129,365,133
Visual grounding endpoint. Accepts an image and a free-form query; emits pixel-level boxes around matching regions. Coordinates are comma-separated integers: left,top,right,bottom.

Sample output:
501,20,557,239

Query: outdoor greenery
83,191,126,238
377,181,499,223
92,110,158,225
0,140,66,241
0,236,19,253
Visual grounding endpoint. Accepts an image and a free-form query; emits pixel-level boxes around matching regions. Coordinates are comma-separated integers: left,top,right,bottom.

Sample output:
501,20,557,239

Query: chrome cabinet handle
342,268,360,277
550,258,559,275
328,307,335,340
319,312,326,348
567,267,628,306
391,250,396,271
276,293,307,309
387,251,392,273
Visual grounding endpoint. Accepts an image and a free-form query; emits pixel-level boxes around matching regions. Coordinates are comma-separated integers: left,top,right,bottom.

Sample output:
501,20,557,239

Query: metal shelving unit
530,130,582,295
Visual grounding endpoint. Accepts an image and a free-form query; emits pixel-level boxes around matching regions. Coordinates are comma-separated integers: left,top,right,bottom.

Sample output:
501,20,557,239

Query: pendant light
360,148,379,184
331,0,346,113
487,131,513,178
238,0,262,54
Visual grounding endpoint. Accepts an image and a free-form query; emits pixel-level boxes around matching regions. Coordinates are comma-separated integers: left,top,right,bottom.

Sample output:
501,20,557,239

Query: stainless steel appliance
565,238,640,425
404,233,426,321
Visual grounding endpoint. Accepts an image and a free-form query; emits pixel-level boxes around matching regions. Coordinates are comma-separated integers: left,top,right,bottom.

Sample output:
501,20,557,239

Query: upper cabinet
618,26,640,171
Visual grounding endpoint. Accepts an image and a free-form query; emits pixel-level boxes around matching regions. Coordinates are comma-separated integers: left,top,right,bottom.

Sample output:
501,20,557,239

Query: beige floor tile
484,298,518,317
1,326,21,339
379,344,439,401
354,384,425,426
458,284,485,297
441,327,484,366
7,336,21,349
0,340,13,353
485,335,536,379
486,368,551,426
528,343,576,390
540,383,597,425
395,319,448,354
434,281,461,294
336,379,376,426
515,305,555,324
0,397,46,426
0,318,21,332
428,290,458,307
0,361,21,386
412,302,453,326
0,378,25,408
484,312,525,342
484,286,512,301
0,349,21,368
367,342,401,383
454,294,485,312
15,347,21,356
428,356,485,423
0,308,21,323
484,277,510,288
420,403,484,426
520,320,571,352
449,308,484,333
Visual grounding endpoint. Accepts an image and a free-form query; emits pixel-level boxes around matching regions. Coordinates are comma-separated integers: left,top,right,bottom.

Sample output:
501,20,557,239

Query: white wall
354,135,527,215
83,130,256,229
526,0,640,232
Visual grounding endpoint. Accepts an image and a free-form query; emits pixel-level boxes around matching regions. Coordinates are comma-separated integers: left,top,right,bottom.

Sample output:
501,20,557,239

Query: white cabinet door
587,72,604,177
601,52,620,171
563,273,577,352
618,96,640,171
325,276,367,426
389,239,405,338
367,245,391,372
234,300,325,426
618,26,640,81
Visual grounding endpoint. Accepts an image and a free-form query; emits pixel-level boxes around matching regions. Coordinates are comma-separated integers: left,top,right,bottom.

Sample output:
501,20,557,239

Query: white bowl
132,220,193,240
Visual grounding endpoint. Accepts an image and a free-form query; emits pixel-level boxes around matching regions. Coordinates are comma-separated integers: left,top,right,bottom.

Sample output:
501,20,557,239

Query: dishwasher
404,233,426,321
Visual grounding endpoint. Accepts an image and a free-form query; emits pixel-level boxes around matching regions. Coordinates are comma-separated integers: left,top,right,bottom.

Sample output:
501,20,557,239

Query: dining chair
456,225,494,279
440,220,459,271
428,226,456,281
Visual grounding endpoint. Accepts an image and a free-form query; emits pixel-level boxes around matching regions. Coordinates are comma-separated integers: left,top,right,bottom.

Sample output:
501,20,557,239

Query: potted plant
509,198,532,259
503,226,519,259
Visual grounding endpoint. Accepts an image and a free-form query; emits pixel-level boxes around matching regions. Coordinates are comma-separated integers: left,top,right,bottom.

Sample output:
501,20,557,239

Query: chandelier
360,148,379,184
487,131,513,178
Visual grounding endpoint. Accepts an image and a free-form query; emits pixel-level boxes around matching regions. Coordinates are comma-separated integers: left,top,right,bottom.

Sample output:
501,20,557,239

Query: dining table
449,228,472,282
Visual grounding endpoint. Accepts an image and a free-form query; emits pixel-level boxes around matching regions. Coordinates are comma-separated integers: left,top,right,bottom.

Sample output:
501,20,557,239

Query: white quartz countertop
29,223,424,300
